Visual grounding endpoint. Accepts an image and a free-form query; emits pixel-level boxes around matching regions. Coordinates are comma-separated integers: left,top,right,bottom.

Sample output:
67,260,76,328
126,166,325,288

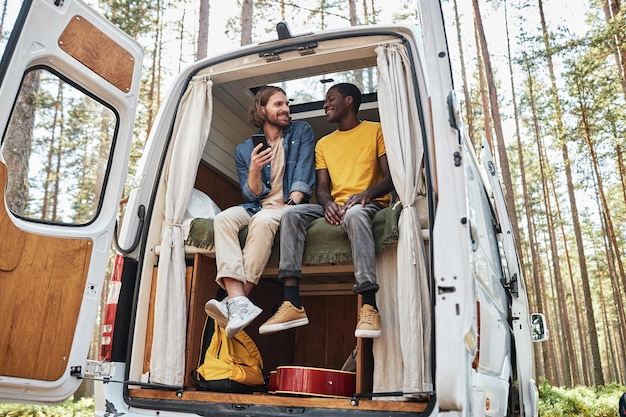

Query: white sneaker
205,298,228,328
225,296,262,338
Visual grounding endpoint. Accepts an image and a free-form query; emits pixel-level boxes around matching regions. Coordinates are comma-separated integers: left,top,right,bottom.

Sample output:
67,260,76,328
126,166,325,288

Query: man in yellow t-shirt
259,83,393,338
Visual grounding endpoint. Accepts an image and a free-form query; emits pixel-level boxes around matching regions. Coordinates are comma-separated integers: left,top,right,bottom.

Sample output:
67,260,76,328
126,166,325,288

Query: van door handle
113,204,145,254
468,218,479,251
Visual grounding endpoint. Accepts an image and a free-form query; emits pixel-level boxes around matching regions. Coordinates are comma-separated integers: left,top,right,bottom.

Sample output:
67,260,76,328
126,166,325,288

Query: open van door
0,0,142,404
481,140,539,417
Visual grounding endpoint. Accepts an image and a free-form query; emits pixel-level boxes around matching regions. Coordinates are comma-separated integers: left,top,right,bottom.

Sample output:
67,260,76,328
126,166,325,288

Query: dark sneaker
204,297,228,328
225,296,262,338
258,301,309,334
354,304,381,338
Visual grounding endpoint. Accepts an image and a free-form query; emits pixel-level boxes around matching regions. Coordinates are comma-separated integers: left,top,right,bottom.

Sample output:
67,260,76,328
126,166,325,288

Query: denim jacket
235,121,316,215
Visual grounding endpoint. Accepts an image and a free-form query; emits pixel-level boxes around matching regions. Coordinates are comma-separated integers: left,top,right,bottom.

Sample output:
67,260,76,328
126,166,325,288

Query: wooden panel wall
184,255,219,387
194,161,242,210
293,295,358,369
58,15,135,92
0,163,92,381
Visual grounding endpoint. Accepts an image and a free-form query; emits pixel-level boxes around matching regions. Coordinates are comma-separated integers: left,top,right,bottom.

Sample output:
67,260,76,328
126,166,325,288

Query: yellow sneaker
259,301,309,334
355,304,381,338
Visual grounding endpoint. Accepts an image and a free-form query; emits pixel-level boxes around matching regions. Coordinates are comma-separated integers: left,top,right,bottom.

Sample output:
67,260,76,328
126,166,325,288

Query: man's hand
251,143,273,171
343,191,373,211
247,144,273,196
285,191,305,206
324,202,344,225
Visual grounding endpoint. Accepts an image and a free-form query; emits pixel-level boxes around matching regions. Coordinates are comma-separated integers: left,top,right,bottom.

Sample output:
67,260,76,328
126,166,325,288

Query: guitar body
272,366,356,398
268,370,278,392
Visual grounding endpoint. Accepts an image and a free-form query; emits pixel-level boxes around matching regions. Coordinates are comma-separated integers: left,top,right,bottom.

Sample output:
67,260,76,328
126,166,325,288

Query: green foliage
0,398,94,417
100,0,154,37
538,378,626,417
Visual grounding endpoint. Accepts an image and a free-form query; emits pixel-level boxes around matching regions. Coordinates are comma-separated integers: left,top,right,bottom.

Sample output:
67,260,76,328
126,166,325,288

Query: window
252,67,378,112
2,67,117,225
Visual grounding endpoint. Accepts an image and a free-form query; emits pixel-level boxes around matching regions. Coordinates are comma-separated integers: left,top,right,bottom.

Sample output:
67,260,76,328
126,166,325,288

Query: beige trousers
214,205,284,288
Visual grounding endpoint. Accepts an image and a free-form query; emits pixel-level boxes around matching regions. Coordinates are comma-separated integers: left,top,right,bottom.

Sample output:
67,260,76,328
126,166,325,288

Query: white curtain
374,43,432,397
150,76,213,386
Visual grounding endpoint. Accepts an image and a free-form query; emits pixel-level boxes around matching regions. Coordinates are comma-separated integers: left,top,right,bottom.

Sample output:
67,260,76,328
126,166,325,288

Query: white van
0,0,547,416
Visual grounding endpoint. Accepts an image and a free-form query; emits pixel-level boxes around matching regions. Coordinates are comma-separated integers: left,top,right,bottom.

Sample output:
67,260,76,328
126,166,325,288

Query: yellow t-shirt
315,120,390,207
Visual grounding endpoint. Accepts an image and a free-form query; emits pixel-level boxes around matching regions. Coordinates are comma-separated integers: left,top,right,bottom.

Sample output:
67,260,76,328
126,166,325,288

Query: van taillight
100,254,124,361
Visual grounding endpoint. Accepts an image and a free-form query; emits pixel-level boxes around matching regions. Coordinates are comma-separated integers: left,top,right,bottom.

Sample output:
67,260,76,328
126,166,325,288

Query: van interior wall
181,256,361,389
194,161,243,209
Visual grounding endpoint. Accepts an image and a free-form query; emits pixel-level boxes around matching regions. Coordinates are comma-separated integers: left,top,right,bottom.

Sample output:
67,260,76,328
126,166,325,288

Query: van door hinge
72,361,184,396
70,366,82,377
501,273,519,298
453,151,462,166
71,360,112,383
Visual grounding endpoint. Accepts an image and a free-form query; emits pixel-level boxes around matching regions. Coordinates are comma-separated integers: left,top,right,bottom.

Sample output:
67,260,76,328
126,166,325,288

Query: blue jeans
278,202,384,294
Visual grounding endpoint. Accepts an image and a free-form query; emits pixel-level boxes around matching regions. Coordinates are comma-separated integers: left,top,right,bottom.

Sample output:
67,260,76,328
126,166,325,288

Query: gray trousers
278,202,383,294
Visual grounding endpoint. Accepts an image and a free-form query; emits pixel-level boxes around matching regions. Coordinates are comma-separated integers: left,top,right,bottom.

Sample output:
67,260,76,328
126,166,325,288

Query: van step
129,388,429,413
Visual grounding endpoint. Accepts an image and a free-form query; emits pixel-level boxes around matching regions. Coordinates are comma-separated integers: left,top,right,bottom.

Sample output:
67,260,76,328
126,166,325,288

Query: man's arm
288,122,316,204
316,168,343,225
236,141,273,201
344,154,394,209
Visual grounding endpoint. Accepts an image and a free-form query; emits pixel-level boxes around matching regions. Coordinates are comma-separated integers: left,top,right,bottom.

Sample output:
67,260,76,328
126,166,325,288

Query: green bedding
185,203,402,266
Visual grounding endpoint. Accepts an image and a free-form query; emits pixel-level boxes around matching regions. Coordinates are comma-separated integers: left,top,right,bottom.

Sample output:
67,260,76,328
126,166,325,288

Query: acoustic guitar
268,366,356,398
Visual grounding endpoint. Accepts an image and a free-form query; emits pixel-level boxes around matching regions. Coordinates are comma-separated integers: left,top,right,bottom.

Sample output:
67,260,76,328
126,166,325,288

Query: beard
266,111,291,128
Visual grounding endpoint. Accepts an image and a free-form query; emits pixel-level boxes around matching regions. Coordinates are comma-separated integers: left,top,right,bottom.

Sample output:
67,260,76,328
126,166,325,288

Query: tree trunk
552,187,586,385
539,227,560,384
177,0,186,72
617,144,626,206
0,0,8,40
241,0,253,46
349,0,357,25
595,187,625,383
4,71,39,214
523,58,555,382
575,75,626,379
52,107,64,221
472,0,523,263
540,139,574,385
196,0,209,60
473,22,492,152
512,69,546,380
146,0,162,139
536,0,604,385
453,0,475,148
598,275,616,382
41,79,64,221
602,0,626,97
537,131,569,385
503,0,546,380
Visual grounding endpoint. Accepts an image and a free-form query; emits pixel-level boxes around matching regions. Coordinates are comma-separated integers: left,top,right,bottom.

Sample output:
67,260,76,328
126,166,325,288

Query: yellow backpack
193,318,264,393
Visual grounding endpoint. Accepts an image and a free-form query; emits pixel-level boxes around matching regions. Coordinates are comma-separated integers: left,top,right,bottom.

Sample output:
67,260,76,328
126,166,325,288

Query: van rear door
0,0,141,404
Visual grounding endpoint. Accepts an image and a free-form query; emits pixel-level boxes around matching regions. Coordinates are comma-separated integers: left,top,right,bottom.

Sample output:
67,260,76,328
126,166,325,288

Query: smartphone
251,133,270,152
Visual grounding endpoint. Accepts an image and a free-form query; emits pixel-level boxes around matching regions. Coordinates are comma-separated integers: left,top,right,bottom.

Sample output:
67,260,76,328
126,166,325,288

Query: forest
0,0,624,392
